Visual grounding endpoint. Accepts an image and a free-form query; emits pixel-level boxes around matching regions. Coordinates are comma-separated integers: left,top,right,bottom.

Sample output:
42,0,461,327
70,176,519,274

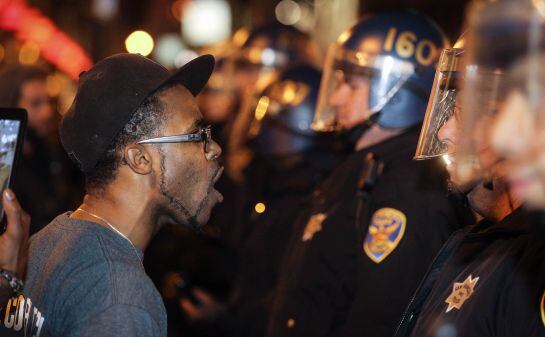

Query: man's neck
71,190,159,251
354,124,404,151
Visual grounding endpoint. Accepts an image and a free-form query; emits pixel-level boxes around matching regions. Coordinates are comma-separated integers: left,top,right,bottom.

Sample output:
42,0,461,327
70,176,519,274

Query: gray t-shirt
22,213,167,337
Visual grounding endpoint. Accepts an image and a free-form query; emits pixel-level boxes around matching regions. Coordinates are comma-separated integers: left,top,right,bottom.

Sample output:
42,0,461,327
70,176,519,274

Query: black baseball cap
60,53,215,173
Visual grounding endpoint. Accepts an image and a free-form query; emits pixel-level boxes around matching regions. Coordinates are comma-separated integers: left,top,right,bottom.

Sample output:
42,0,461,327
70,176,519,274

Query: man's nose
205,139,222,161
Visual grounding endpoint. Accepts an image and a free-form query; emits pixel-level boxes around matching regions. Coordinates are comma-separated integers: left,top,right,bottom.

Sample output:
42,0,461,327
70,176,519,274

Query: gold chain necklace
76,208,143,266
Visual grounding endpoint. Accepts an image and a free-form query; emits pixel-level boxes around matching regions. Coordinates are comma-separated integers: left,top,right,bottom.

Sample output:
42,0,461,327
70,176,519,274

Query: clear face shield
414,48,465,161
234,47,287,95
226,74,308,180
454,0,545,191
312,44,415,132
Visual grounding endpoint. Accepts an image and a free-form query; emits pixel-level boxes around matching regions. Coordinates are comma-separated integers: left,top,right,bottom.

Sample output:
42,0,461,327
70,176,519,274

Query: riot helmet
312,10,449,133
227,23,319,180
234,22,318,94
247,65,335,158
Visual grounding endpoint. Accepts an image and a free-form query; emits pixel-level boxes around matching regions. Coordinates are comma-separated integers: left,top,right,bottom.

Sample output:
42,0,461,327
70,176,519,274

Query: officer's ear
123,144,153,175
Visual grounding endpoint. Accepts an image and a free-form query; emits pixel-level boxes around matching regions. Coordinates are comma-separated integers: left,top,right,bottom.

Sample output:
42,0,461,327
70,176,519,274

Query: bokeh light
275,0,302,25
254,202,266,214
154,34,185,68
174,49,198,68
182,0,231,46
125,30,154,56
19,41,40,65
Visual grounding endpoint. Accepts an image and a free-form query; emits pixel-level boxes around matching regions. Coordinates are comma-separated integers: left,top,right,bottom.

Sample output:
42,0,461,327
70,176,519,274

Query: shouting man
21,53,223,337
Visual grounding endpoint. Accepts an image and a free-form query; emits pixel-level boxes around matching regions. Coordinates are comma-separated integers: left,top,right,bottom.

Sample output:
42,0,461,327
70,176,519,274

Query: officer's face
328,71,371,130
437,112,472,191
492,91,545,209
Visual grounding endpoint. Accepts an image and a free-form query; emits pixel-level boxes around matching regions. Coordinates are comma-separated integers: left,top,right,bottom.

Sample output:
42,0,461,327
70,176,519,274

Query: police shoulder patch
363,207,406,263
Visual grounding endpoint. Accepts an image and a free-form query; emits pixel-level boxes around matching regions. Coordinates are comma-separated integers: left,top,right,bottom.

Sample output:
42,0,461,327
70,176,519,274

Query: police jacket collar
356,125,421,166
465,207,540,239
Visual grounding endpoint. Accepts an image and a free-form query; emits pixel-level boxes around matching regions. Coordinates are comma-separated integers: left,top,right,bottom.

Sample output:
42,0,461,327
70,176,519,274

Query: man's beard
159,151,212,230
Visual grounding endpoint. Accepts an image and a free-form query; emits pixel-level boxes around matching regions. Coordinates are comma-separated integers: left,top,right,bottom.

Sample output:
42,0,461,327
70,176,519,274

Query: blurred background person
0,66,84,234
226,21,320,185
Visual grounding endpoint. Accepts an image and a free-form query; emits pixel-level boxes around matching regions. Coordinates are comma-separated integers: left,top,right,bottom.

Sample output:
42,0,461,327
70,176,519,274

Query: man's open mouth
211,166,225,203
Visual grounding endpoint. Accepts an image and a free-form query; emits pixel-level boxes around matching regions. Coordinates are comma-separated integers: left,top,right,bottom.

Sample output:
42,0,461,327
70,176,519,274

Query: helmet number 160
383,27,438,66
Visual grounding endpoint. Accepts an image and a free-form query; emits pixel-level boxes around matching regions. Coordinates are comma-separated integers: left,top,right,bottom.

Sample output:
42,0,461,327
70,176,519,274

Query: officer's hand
0,189,30,277
180,288,226,323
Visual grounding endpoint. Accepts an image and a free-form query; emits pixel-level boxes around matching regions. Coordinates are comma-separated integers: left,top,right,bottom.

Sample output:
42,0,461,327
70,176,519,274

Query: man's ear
123,144,153,175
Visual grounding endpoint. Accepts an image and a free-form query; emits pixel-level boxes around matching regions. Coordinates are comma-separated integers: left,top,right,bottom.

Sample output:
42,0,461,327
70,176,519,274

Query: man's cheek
189,168,210,204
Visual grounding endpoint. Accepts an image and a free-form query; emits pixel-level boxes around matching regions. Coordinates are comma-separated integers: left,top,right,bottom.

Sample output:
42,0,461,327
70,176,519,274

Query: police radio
355,153,384,233
357,152,384,194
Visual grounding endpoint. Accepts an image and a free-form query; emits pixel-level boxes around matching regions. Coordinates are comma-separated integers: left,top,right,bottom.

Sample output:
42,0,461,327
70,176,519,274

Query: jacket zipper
393,228,466,337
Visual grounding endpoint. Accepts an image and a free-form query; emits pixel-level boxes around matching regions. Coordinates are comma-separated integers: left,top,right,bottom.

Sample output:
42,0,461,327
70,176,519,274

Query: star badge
445,274,479,313
302,213,326,242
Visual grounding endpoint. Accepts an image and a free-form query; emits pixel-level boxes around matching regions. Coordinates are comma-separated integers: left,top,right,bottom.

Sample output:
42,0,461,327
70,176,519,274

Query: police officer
225,23,321,264
395,1,545,335
227,22,319,185
179,65,343,337
266,10,466,337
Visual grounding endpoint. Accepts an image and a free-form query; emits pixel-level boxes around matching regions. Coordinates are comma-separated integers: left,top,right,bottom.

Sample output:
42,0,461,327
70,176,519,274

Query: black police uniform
394,208,545,337
219,150,342,337
266,127,467,337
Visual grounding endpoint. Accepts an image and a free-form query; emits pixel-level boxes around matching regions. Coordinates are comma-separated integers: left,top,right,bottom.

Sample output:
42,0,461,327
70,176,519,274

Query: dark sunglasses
137,125,212,153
